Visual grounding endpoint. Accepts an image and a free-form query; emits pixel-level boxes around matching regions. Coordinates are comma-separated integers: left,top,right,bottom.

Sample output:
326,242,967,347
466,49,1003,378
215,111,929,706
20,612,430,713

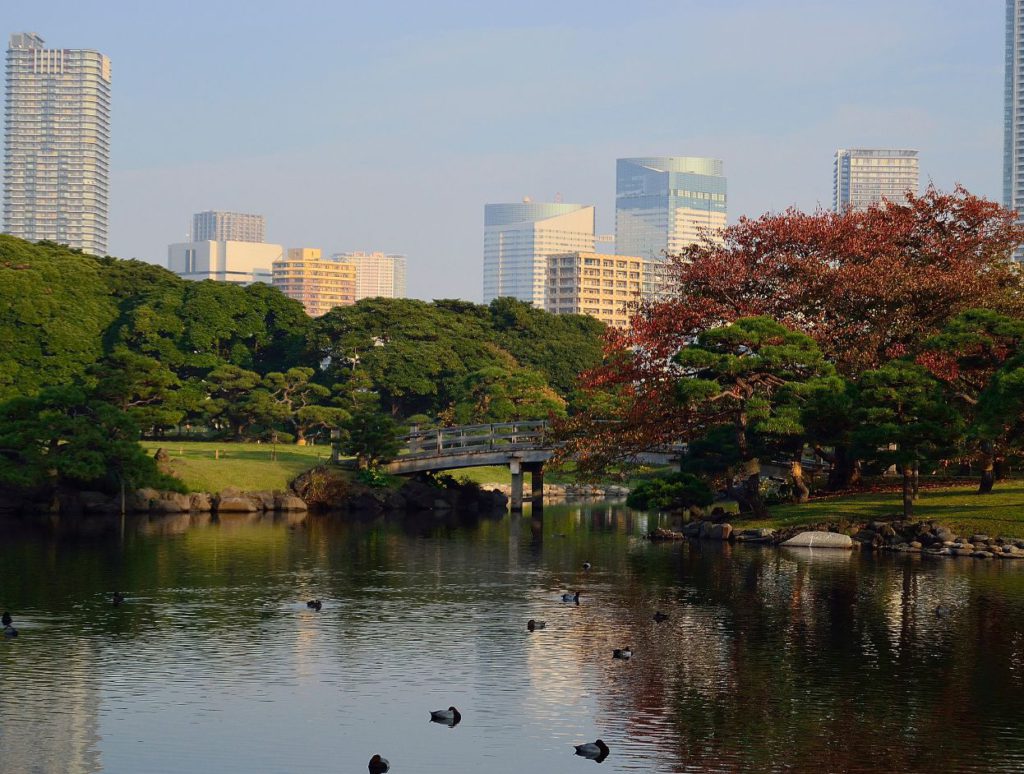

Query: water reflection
0,505,1022,773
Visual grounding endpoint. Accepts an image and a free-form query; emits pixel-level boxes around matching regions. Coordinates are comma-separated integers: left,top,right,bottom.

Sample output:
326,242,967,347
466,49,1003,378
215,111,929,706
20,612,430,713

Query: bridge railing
399,421,549,459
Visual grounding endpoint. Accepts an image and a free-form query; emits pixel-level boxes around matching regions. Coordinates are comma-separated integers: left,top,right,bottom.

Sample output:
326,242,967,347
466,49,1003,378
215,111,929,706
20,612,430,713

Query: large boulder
130,487,161,512
710,523,733,541
149,493,191,514
781,531,854,550
249,491,275,511
215,489,259,513
273,493,308,512
190,492,212,512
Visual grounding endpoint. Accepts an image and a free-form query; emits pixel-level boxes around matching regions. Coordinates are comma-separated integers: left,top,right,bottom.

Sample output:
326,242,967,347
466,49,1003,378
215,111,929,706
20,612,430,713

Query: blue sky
5,0,1005,301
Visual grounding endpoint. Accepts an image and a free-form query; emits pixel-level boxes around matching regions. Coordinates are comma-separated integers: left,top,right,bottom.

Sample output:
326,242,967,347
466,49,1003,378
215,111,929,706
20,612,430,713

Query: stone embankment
648,516,1024,560
75,487,308,516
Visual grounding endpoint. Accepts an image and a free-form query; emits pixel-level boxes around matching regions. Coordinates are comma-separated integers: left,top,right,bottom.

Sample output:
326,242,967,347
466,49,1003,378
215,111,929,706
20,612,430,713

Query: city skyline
1,1,1005,301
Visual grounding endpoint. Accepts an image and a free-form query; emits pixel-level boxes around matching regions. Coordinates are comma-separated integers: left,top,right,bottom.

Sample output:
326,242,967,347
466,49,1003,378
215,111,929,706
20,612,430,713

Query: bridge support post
510,455,523,512
529,463,544,506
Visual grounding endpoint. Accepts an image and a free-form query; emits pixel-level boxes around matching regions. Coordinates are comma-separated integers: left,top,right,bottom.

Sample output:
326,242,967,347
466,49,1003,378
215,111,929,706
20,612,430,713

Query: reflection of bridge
332,421,684,511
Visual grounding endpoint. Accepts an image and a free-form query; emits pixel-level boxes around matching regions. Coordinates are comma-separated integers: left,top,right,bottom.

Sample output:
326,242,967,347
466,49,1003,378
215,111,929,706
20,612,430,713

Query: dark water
1,503,1023,774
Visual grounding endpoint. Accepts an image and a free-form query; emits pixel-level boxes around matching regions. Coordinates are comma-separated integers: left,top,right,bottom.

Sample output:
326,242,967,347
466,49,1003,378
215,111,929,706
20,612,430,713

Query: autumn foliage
561,187,1024,478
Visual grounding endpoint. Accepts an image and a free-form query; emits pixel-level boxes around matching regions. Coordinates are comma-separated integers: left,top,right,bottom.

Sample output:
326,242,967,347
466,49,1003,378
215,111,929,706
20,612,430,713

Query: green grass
140,441,329,493
452,463,675,487
750,481,1024,539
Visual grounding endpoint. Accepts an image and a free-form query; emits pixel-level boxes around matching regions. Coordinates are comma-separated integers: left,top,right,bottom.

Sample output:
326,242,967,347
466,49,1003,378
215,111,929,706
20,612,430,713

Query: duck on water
2,611,17,638
574,739,610,762
429,706,462,727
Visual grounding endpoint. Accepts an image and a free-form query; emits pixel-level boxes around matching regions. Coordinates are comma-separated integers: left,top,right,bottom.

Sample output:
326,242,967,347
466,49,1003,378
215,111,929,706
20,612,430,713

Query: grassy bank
140,441,329,493
748,481,1024,539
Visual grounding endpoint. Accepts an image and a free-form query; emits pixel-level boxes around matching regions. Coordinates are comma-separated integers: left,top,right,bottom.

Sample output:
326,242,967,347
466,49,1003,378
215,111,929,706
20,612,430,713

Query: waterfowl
612,647,633,659
112,592,125,607
574,739,610,761
306,599,323,611
935,604,951,618
2,612,16,639
1,611,11,627
562,591,581,604
527,619,546,631
368,754,390,773
582,562,592,571
653,611,669,623
429,706,462,726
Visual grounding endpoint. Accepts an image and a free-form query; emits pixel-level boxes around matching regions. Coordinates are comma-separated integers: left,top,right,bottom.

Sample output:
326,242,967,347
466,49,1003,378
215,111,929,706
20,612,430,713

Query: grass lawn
750,481,1024,539
140,441,329,493
454,463,675,488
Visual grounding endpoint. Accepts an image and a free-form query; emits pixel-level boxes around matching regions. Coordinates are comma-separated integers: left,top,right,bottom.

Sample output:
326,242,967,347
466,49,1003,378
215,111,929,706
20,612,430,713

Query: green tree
852,361,962,519
90,348,183,434
0,386,181,494
626,472,714,513
456,365,567,424
340,397,401,469
201,365,264,438
674,317,835,515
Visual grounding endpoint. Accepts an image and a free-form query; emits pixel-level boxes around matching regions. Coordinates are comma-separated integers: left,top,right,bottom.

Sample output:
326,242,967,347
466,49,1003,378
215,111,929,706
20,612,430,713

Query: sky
4,0,1006,302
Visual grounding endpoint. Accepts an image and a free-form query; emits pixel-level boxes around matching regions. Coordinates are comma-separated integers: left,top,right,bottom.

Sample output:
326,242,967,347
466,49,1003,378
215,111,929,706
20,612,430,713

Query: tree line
0,236,605,495
561,186,1024,519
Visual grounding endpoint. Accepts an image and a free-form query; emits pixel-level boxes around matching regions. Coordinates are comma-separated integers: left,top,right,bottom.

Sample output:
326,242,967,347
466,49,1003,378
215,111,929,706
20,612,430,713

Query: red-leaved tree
560,186,1024,487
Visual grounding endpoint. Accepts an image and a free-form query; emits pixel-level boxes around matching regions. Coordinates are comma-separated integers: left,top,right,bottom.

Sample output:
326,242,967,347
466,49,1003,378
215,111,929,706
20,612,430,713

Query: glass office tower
483,201,595,306
833,148,919,212
1006,0,1024,258
4,33,111,255
615,157,726,298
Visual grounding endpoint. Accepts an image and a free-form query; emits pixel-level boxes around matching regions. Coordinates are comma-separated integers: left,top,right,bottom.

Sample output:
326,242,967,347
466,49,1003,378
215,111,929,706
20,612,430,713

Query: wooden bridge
332,421,685,510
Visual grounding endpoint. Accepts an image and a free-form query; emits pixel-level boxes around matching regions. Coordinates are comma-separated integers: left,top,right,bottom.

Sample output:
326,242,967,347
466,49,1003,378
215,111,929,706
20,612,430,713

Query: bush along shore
648,513,1024,560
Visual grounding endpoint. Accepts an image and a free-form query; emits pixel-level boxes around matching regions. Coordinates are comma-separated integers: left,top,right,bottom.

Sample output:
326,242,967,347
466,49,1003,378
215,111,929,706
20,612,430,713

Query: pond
0,503,1022,773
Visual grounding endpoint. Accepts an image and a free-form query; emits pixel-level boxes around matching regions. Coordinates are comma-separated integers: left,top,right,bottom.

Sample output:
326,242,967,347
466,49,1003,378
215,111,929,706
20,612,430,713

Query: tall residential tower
1006,1,1024,253
833,148,919,212
483,201,595,306
334,251,407,300
192,210,265,243
3,33,111,255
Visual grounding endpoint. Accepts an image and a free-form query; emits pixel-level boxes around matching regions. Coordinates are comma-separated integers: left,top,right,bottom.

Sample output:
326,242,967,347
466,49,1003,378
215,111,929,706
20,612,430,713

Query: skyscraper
833,148,919,212
483,201,595,306
615,157,727,260
333,251,407,300
1005,1,1024,253
192,210,265,243
273,248,357,316
3,33,111,255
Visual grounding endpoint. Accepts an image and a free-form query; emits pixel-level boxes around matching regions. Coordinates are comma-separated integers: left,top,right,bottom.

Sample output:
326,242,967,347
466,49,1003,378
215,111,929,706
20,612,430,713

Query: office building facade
833,148,919,212
4,33,111,255
546,252,643,329
192,210,265,243
273,248,357,317
615,157,727,260
483,201,595,306
167,240,282,284
333,251,407,300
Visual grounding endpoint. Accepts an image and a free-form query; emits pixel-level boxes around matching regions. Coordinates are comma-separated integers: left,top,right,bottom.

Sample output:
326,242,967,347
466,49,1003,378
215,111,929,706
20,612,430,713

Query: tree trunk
901,465,914,519
911,461,920,500
978,441,995,494
731,409,768,518
790,456,810,503
826,444,860,491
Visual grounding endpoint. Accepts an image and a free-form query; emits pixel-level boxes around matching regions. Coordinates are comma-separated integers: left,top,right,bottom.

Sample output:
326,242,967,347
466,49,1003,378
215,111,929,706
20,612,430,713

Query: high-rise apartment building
3,33,111,255
546,252,643,329
483,201,595,306
333,251,407,300
273,248,357,317
167,240,282,284
833,149,919,212
192,210,265,243
1006,1,1024,256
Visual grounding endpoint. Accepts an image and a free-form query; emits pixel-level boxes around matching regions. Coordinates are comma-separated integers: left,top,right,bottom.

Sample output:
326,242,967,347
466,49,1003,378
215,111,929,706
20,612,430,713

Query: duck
368,754,390,773
112,592,125,607
935,604,951,618
574,739,610,761
562,591,581,604
582,562,592,571
653,610,669,623
527,619,546,631
429,706,462,726
2,611,16,639
306,599,323,611
612,647,633,659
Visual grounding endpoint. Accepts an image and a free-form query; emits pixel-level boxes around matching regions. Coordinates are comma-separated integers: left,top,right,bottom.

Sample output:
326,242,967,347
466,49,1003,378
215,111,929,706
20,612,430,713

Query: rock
933,527,954,542
781,532,854,550
79,491,117,515
970,534,990,544
910,541,923,549
215,495,259,513
682,521,701,537
190,492,212,512
149,493,191,514
400,481,440,510
249,491,275,511
973,550,994,559
433,498,453,511
735,528,774,542
700,520,715,539
273,494,307,511
710,523,732,541
650,527,686,541
879,525,897,539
